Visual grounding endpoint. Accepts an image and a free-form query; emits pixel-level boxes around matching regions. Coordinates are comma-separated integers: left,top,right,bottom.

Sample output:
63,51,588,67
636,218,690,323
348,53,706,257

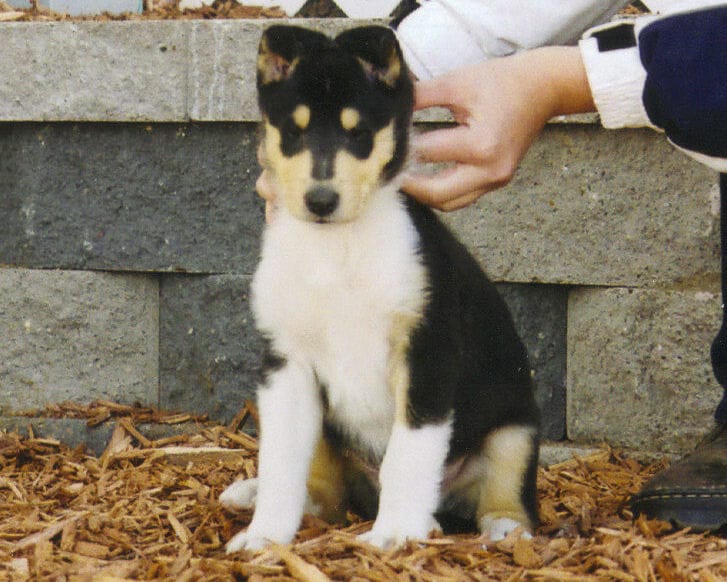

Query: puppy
220,25,540,553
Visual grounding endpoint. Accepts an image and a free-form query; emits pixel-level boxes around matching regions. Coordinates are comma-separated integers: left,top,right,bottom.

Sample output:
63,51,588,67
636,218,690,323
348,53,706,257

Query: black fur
403,195,539,453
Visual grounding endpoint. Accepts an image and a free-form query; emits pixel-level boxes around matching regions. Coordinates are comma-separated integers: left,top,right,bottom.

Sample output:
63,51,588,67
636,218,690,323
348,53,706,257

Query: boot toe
630,424,727,533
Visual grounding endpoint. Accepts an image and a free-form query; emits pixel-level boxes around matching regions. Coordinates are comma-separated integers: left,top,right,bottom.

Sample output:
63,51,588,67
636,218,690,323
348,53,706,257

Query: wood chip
274,545,332,582
13,514,85,550
2,409,726,581
512,538,542,569
74,540,110,559
167,511,190,545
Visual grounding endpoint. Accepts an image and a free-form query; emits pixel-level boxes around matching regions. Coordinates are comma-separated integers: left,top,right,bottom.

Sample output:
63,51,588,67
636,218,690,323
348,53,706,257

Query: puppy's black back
403,195,539,455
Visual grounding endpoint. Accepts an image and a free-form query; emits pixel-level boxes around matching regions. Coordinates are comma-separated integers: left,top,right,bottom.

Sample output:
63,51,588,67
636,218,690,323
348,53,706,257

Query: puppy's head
257,25,413,223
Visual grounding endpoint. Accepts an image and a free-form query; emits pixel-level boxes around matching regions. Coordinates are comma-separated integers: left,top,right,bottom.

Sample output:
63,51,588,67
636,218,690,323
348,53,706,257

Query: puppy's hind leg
221,435,348,522
477,425,539,543
305,434,348,523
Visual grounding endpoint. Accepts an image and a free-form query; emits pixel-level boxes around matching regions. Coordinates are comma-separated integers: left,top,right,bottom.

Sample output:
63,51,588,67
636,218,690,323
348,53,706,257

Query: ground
1,402,725,580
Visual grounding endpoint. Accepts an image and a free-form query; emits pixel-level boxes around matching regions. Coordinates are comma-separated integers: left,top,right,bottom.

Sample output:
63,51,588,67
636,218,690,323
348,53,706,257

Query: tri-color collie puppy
220,24,540,553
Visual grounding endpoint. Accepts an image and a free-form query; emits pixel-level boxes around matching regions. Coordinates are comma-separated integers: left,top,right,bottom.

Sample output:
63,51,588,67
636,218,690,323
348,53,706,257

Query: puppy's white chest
252,194,426,456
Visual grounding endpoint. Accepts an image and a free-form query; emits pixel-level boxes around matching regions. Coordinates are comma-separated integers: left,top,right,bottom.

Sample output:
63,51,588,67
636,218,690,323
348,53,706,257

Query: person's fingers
402,163,505,210
256,170,276,202
438,190,484,212
413,78,448,111
256,170,279,223
413,74,477,127
413,75,460,112
412,125,482,165
264,201,276,223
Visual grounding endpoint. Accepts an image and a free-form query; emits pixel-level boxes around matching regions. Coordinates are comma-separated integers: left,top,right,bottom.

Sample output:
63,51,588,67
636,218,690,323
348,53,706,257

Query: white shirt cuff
579,19,658,130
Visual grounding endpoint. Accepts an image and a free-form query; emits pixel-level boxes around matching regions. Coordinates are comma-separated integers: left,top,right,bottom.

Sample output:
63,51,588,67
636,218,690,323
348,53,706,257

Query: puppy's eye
348,125,372,144
283,122,303,140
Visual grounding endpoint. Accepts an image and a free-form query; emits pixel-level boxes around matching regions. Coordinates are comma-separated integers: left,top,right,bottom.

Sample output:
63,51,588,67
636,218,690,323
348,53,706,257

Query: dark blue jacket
640,6,727,161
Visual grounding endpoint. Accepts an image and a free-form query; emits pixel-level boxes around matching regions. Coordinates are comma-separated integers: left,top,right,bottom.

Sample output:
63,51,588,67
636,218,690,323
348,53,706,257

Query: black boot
630,423,727,532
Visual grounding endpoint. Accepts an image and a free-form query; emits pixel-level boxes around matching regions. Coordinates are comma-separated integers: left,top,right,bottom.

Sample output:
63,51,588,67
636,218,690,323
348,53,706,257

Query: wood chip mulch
0,0,287,22
1,403,726,581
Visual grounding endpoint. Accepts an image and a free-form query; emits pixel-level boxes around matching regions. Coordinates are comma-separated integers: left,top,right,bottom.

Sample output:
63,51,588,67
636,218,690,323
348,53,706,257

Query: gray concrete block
444,124,720,286
0,19,372,123
0,22,188,122
539,442,602,467
567,287,723,453
187,19,375,121
0,268,159,412
0,123,263,273
187,20,262,122
159,274,263,423
497,284,567,440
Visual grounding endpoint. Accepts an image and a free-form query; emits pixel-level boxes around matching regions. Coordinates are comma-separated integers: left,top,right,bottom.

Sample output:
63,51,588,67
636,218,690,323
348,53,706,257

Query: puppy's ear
257,25,329,86
335,26,407,89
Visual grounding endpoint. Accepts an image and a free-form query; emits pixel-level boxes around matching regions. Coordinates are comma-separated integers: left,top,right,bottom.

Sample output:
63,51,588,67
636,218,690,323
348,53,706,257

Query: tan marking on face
264,119,397,223
263,121,314,220
330,121,396,221
340,107,361,131
293,104,311,130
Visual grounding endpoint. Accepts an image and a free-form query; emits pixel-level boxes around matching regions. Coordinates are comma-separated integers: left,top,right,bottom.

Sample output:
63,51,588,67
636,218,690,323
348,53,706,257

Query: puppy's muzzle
305,186,339,218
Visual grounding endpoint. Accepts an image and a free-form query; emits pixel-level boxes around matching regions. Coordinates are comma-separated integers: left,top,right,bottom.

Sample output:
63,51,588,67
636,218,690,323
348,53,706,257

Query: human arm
404,4,727,210
402,46,595,211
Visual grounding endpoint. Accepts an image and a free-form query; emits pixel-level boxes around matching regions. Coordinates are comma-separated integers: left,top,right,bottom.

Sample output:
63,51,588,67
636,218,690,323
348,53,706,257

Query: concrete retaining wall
0,19,722,454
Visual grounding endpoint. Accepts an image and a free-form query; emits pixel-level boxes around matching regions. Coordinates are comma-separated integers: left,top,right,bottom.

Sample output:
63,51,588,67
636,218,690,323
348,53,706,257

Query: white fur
481,517,533,544
225,184,429,552
252,184,427,459
226,361,322,553
359,420,452,549
219,478,258,510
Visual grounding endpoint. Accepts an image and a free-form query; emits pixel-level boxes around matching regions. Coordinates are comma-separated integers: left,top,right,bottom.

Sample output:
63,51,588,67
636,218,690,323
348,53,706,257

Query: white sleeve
578,0,726,130
578,18,658,130
396,0,631,80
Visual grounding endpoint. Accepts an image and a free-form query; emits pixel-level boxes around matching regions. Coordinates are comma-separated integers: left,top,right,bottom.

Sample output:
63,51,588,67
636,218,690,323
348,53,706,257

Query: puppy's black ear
257,25,329,86
335,26,407,89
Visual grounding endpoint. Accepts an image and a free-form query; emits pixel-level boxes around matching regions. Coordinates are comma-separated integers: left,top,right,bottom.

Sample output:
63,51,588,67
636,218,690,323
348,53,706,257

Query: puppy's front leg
226,360,321,553
359,420,452,549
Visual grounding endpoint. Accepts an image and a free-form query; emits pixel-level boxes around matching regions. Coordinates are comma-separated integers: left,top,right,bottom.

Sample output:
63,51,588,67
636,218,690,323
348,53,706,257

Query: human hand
256,143,278,223
403,47,594,211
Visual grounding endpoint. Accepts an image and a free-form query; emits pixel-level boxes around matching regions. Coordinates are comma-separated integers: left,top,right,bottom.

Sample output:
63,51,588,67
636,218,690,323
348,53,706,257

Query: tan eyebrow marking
340,107,361,131
292,104,311,130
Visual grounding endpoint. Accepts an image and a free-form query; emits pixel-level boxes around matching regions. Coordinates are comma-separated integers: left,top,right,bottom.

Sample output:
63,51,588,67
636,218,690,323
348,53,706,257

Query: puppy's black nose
305,186,339,218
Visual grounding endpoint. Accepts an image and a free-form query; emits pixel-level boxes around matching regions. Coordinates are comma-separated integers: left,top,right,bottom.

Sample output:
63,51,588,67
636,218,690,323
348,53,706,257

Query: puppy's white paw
225,528,271,554
219,478,258,510
480,516,532,543
358,527,407,550
358,517,438,550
